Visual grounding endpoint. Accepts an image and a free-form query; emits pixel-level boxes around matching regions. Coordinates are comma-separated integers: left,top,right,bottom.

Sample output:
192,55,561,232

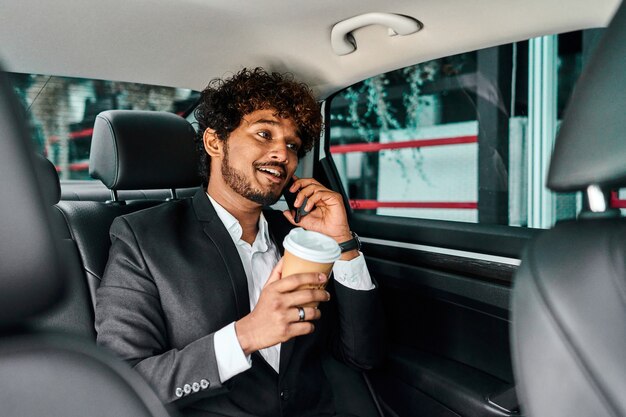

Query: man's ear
203,128,223,158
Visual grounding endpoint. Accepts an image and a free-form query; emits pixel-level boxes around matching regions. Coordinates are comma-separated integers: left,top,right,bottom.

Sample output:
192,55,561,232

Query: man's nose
269,142,289,162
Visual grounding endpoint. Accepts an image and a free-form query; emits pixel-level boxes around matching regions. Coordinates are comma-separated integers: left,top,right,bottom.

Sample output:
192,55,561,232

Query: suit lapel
192,190,251,318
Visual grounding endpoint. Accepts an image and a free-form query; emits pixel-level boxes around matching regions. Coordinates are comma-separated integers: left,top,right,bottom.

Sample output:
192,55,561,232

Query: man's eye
257,131,271,139
287,143,300,152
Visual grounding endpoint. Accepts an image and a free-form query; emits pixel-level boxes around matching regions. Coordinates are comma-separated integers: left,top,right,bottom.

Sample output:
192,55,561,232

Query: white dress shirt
208,193,374,382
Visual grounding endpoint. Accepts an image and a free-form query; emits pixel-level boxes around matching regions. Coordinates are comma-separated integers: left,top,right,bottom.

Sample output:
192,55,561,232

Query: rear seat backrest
32,154,96,338
55,110,201,314
56,199,161,308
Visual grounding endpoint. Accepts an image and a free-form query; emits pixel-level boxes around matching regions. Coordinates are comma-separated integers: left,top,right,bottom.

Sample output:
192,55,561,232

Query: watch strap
338,231,361,253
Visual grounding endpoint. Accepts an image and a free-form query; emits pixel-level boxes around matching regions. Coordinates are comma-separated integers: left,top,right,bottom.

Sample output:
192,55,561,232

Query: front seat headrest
547,3,626,192
0,69,64,326
89,110,201,190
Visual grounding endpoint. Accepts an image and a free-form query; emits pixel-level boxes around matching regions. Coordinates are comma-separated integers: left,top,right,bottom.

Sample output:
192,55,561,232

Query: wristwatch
338,231,361,253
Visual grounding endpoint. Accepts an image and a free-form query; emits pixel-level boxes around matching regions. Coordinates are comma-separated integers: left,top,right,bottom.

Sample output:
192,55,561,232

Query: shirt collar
206,192,270,252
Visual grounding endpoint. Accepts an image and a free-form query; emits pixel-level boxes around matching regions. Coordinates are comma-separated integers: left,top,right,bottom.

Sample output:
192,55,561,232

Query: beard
221,144,284,206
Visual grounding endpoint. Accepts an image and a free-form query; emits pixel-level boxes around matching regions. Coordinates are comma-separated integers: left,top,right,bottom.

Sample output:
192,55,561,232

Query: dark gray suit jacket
96,189,384,417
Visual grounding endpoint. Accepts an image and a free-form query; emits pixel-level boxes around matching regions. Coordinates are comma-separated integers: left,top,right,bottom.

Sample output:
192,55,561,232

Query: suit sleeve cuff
333,251,375,291
213,322,252,383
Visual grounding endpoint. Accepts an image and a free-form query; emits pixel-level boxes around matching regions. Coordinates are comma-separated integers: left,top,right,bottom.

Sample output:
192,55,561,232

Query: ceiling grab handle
331,12,422,56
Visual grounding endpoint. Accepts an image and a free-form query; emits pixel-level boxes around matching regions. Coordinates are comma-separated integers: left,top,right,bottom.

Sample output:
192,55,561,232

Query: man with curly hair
96,68,383,417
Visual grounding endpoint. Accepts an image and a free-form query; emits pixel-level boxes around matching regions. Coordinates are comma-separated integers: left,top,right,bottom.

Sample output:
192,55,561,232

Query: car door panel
316,155,535,416
362,233,528,417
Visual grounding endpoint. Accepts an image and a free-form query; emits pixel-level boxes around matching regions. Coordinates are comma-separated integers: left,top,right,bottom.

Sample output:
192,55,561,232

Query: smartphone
282,177,309,223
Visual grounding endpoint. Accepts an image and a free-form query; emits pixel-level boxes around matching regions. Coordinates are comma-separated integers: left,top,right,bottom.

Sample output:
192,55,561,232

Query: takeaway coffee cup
282,228,342,307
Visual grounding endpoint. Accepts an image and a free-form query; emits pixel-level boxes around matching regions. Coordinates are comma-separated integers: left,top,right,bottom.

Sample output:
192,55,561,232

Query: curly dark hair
194,67,322,185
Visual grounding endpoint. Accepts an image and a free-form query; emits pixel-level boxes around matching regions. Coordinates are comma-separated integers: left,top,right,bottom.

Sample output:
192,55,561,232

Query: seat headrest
0,69,64,326
33,154,61,206
89,110,201,190
547,3,626,192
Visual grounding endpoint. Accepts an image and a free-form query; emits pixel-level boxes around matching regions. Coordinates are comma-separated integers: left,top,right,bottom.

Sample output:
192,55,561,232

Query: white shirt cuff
213,322,252,383
333,251,375,291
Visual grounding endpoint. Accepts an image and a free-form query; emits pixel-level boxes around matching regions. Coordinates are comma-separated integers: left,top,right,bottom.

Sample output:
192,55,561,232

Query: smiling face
206,108,302,207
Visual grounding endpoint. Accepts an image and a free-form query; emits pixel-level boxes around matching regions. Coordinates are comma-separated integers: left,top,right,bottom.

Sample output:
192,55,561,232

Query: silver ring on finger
297,306,305,322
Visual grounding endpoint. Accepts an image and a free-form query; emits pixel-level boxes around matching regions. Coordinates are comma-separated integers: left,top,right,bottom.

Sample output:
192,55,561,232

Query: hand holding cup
282,228,341,307
235,259,330,355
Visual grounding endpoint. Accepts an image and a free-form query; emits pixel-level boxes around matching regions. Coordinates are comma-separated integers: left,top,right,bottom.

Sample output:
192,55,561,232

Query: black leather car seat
55,110,201,310
30,154,96,338
0,68,174,417
511,3,626,417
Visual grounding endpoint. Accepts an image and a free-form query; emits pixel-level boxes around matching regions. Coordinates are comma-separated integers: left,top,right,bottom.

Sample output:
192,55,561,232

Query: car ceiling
0,0,621,99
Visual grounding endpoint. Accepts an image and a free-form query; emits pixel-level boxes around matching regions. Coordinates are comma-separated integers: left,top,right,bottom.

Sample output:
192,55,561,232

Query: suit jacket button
192,382,200,392
200,379,210,390
183,384,192,395
175,387,184,398
280,390,289,401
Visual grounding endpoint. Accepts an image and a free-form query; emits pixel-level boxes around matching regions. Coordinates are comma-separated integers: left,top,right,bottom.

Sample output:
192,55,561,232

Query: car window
327,29,619,229
10,73,199,180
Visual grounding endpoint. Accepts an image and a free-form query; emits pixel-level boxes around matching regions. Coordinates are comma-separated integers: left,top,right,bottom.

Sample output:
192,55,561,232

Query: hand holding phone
283,177,309,223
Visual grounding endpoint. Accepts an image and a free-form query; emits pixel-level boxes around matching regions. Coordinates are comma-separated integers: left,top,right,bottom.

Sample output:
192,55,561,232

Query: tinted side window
330,53,481,223
328,31,602,228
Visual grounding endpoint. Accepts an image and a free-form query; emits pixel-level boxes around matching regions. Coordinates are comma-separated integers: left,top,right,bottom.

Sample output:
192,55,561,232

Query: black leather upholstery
34,152,62,206
57,109,202,307
90,110,201,190
0,67,174,417
57,199,159,307
512,3,626,417
60,181,198,202
513,219,626,417
31,155,95,338
0,71,63,326
547,3,626,192
11,152,177,343
0,335,173,417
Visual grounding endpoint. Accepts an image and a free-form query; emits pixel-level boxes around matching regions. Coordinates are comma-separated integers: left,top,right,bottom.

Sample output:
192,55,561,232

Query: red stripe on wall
55,162,89,172
349,200,478,210
330,135,478,154
49,128,94,143
610,191,626,208
69,128,94,139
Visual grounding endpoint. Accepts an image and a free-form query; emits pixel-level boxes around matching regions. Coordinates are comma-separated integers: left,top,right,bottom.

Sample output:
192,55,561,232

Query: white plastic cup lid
283,228,341,264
